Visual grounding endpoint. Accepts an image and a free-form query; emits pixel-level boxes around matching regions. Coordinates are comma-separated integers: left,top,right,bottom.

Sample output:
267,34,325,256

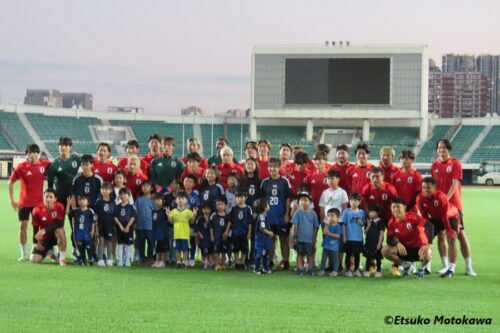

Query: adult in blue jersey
260,158,292,270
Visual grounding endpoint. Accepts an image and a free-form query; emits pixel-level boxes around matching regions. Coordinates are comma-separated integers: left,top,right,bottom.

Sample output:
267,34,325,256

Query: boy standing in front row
228,191,253,270
114,188,136,267
252,198,274,275
168,192,197,269
290,192,319,276
319,208,342,276
71,196,96,266
152,193,169,268
341,193,366,277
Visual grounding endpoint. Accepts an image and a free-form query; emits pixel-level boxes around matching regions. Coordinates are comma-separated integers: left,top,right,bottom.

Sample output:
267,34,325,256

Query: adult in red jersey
361,167,398,223
257,139,272,180
431,139,476,276
418,176,476,277
316,144,333,169
30,189,67,265
216,146,243,188
284,151,310,196
293,145,316,173
330,144,354,194
92,142,118,183
379,146,399,184
381,198,432,279
391,150,422,212
304,151,329,217
124,155,149,200
141,134,163,177
180,152,205,190
278,143,294,176
181,137,209,169
118,139,149,175
346,143,374,195
9,144,51,261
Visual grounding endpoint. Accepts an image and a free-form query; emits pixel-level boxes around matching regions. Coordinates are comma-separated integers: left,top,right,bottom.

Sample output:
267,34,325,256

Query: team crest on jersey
238,211,243,219
39,166,45,174
382,194,388,200
406,223,412,230
72,161,78,168
136,179,142,185
323,178,328,185
121,209,126,216
408,177,413,183
203,192,209,200
84,186,90,194
219,218,225,226
171,161,177,168
446,166,452,173
104,204,109,212
79,215,85,223
42,216,47,221
260,221,265,229
434,200,439,207
107,167,113,174
52,211,58,219
249,187,255,195
153,212,157,220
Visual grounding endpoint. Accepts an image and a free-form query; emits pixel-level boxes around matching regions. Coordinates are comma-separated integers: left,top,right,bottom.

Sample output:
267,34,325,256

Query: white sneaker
189,259,195,267
375,271,382,278
106,259,114,267
465,268,477,277
151,261,159,268
117,259,124,267
125,259,131,267
362,271,370,277
438,266,449,274
354,270,362,277
346,271,353,277
156,262,166,268
17,255,28,262
329,271,338,277
97,260,106,267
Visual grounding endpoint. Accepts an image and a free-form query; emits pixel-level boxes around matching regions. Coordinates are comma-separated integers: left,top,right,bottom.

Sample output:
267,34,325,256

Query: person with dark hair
94,182,116,266
135,180,155,264
252,198,273,275
141,134,163,177
361,167,398,223
379,146,399,184
209,196,229,270
242,140,258,163
330,144,354,195
316,143,332,169
431,139,476,277
114,188,136,267
304,151,330,218
346,143,374,196
30,189,67,265
207,137,237,166
92,142,118,183
319,208,342,276
391,150,422,212
149,136,185,191
278,143,294,175
200,166,225,212
182,137,209,169
257,139,272,180
180,152,205,190
118,139,149,175
382,198,432,280
284,151,310,196
9,143,51,261
152,193,169,268
195,203,214,269
228,191,253,270
363,205,384,278
71,196,96,266
341,193,366,277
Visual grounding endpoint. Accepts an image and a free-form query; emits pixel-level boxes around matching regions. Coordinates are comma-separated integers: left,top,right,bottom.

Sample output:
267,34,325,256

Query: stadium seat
0,111,33,151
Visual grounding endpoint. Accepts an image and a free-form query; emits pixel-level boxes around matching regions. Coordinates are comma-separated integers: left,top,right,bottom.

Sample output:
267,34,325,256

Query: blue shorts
173,239,189,251
214,237,230,254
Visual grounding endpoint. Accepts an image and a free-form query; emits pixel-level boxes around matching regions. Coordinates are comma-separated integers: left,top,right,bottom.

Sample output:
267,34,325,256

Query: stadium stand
26,113,100,142
368,127,419,160
417,125,452,162
450,125,484,160
200,124,224,158
0,129,13,150
226,123,249,160
257,126,316,156
469,125,500,163
0,111,33,151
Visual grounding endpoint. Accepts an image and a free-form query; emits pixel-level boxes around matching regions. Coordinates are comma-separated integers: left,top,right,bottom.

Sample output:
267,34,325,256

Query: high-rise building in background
476,55,500,116
24,89,92,109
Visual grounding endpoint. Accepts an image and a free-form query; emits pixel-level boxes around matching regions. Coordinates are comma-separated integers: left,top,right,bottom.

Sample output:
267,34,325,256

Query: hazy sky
1,0,499,114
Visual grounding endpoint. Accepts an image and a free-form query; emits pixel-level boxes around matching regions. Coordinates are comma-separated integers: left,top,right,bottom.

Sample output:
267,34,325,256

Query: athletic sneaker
402,263,412,278
262,268,272,274
97,260,106,267
345,271,353,277
465,268,477,277
295,268,302,276
354,270,362,277
59,258,67,266
17,255,29,262
374,271,382,278
72,251,79,262
156,262,165,268
125,259,131,267
416,269,425,280
438,266,449,274
253,269,261,275
189,259,195,267
440,269,454,278
391,266,401,276
329,271,338,277
117,259,124,267
318,270,325,276
362,271,371,277
106,259,114,267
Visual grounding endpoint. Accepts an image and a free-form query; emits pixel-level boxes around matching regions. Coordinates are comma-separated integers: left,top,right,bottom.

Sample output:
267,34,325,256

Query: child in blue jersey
95,182,116,266
290,192,319,276
163,179,181,264
71,196,96,266
114,188,137,267
201,166,225,212
363,205,384,278
183,175,201,266
319,208,343,276
152,193,169,268
341,193,366,277
225,173,238,213
135,180,155,264
252,198,274,275
260,158,292,270
195,203,214,269
210,197,230,270
228,191,253,270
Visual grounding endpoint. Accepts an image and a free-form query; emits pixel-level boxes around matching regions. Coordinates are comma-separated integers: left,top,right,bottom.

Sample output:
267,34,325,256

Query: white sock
124,245,131,262
117,245,124,262
465,257,472,270
425,262,431,271
441,256,449,268
20,244,26,257
59,251,66,259
449,263,456,272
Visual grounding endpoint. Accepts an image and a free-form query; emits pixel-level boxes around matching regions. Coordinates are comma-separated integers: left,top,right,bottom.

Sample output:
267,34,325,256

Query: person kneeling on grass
31,189,67,266
382,198,432,279
290,192,319,277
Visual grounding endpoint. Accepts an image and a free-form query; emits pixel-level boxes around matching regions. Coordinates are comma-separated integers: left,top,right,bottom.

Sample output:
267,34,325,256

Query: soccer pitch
0,181,498,333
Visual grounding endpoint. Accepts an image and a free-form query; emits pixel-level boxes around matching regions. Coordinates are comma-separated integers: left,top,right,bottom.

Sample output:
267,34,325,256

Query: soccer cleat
59,258,67,266
318,270,325,276
151,261,159,268
374,271,382,278
189,259,195,267
440,269,454,278
306,269,314,276
391,266,401,276
329,271,338,277
345,271,353,277
438,266,449,275
181,263,186,269
106,259,114,267
253,269,261,275
156,262,165,268
97,260,106,267
362,271,371,277
177,262,182,269
416,269,425,280
465,268,477,277
17,255,29,262
402,263,412,278
354,270,362,277
124,259,131,267
262,269,272,274
117,260,124,267
295,268,302,276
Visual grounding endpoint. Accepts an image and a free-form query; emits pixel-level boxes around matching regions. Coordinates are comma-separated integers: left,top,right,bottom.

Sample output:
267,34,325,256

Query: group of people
8,133,477,278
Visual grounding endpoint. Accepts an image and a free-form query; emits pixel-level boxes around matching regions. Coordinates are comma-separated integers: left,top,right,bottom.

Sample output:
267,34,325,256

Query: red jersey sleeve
451,159,463,182
9,165,21,182
56,203,66,221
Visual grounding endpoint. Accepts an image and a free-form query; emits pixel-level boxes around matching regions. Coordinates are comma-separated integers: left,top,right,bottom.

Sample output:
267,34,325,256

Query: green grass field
0,180,498,332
